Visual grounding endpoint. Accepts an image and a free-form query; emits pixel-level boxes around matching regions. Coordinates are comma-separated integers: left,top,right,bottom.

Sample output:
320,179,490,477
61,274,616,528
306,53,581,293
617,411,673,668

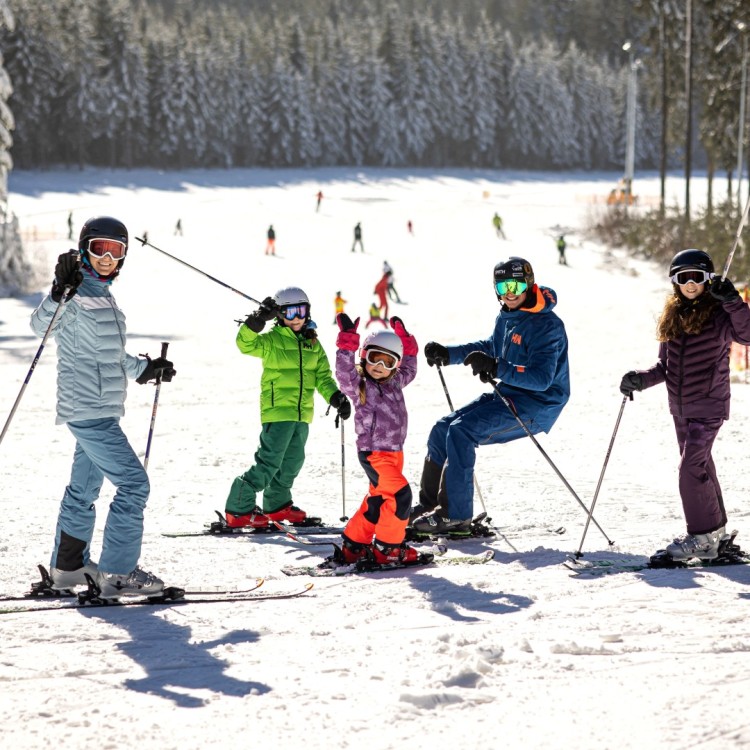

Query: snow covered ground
2,167,750,750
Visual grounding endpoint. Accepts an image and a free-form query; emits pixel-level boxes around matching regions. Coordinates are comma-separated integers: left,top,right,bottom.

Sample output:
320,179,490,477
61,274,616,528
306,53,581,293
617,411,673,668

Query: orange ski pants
343,450,412,546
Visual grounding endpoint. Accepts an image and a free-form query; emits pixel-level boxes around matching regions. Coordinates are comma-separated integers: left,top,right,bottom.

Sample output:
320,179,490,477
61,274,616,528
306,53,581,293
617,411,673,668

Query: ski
0,582,314,615
565,532,749,577
0,567,266,603
281,549,495,577
162,510,343,538
404,511,566,543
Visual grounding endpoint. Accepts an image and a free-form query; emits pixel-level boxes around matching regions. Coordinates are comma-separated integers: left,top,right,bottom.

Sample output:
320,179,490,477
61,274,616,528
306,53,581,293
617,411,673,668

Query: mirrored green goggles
495,279,528,296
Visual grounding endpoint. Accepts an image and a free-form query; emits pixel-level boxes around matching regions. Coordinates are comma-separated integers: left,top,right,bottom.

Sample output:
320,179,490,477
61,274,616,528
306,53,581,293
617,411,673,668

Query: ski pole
573,395,629,557
339,418,348,522
135,236,261,304
143,342,169,471
436,364,488,515
0,287,71,448
488,378,615,547
720,191,750,281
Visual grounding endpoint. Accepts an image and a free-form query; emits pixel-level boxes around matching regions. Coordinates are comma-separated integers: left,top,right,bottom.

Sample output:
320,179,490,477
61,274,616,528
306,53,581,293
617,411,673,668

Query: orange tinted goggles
87,238,127,260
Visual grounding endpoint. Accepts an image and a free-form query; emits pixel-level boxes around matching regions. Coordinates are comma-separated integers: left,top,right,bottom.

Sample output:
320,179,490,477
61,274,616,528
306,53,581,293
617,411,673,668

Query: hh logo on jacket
511,333,522,346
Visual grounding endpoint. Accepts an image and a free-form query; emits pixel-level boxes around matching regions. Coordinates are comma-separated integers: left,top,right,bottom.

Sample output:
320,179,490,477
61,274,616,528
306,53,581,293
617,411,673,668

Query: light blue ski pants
51,418,150,575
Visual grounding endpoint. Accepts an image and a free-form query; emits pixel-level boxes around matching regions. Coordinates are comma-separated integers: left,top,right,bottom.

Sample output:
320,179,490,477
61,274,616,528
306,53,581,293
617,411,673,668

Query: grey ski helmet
361,330,403,361
273,286,311,323
273,286,310,307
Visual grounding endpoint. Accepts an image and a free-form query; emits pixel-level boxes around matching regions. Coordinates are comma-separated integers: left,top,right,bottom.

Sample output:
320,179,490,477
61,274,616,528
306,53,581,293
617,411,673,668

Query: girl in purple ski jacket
331,314,421,568
620,249,750,562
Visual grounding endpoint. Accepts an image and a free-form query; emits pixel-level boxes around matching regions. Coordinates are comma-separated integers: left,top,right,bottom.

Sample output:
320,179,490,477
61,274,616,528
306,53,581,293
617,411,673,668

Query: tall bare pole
684,0,693,225
659,0,668,214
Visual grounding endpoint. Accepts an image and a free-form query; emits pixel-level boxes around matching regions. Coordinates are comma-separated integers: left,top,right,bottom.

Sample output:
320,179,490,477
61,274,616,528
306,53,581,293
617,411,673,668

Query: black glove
329,390,352,420
257,296,280,320
424,341,449,367
244,297,279,333
51,250,83,302
463,351,498,383
336,312,358,332
137,357,176,384
619,371,644,396
709,277,740,302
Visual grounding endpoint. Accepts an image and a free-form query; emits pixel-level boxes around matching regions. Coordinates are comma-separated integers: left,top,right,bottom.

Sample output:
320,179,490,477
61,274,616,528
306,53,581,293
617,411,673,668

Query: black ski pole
135,236,261,304
573,395,629,557
0,287,71,448
436,364,488,515
487,378,615,547
720,191,750,281
143,342,169,472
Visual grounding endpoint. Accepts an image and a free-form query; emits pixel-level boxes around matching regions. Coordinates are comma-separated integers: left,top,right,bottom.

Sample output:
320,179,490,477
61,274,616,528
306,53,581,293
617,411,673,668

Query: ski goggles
670,269,712,286
281,304,309,320
364,348,399,370
495,279,528,296
86,238,127,260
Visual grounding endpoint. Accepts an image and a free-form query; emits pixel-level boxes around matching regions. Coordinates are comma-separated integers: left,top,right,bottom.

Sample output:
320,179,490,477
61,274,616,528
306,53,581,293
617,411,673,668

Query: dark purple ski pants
672,416,727,535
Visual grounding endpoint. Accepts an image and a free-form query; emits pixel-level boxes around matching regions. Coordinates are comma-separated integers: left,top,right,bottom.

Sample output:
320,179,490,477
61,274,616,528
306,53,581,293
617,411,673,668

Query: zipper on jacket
296,338,304,421
676,334,687,416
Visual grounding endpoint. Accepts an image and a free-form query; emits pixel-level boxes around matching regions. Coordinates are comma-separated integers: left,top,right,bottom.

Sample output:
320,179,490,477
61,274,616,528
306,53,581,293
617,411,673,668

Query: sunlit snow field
1,167,749,750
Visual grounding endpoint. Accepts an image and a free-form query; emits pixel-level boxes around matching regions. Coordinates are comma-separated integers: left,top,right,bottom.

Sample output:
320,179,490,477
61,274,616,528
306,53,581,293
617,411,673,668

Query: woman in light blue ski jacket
31,269,146,423
29,216,175,598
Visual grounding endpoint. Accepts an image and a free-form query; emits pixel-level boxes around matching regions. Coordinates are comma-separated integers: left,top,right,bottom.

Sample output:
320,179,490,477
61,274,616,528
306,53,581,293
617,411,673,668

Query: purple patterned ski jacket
638,297,750,419
335,350,417,452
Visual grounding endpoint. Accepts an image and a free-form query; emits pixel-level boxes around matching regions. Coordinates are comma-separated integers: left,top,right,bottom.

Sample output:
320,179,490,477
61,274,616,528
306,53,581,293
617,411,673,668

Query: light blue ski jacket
30,270,147,425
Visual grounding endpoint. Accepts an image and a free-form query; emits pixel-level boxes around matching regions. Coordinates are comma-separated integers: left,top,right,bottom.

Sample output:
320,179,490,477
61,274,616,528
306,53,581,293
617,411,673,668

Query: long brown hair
656,285,720,341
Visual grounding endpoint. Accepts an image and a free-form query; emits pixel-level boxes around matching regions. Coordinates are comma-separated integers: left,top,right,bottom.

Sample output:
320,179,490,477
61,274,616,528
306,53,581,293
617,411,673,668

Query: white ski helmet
361,330,403,361
273,286,310,307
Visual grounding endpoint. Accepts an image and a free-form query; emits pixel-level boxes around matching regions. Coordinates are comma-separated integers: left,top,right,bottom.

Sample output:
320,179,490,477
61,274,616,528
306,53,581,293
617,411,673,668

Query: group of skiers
32,214,750,596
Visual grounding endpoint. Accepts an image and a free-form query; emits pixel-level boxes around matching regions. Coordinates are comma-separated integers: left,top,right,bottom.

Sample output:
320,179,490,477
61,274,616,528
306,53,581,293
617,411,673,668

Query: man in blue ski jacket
411,257,570,532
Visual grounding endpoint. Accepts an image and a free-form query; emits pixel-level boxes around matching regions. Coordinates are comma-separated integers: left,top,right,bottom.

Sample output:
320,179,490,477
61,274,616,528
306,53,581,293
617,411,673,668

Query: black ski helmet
668,249,713,277
79,216,129,279
493,257,534,299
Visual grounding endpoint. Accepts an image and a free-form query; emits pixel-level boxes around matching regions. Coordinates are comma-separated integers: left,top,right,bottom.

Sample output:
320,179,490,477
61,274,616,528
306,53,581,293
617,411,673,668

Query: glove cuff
400,335,418,357
337,331,360,351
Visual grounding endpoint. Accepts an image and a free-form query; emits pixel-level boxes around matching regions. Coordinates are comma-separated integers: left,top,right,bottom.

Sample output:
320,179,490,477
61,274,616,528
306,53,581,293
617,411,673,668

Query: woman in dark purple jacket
620,249,750,561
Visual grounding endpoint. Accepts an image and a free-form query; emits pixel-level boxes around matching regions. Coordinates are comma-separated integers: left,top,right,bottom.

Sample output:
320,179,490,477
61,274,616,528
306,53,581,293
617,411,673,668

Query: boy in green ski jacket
224,286,351,528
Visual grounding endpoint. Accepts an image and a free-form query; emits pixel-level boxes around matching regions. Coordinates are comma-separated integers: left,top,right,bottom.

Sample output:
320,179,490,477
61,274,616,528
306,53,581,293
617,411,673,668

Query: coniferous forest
0,0,747,177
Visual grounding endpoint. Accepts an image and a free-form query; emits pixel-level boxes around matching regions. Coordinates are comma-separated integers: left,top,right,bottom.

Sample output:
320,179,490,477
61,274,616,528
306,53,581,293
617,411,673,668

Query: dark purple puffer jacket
638,297,750,419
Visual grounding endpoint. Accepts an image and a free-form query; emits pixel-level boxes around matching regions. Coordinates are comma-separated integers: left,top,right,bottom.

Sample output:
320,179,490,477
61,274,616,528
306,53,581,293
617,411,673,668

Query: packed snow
1,168,750,750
